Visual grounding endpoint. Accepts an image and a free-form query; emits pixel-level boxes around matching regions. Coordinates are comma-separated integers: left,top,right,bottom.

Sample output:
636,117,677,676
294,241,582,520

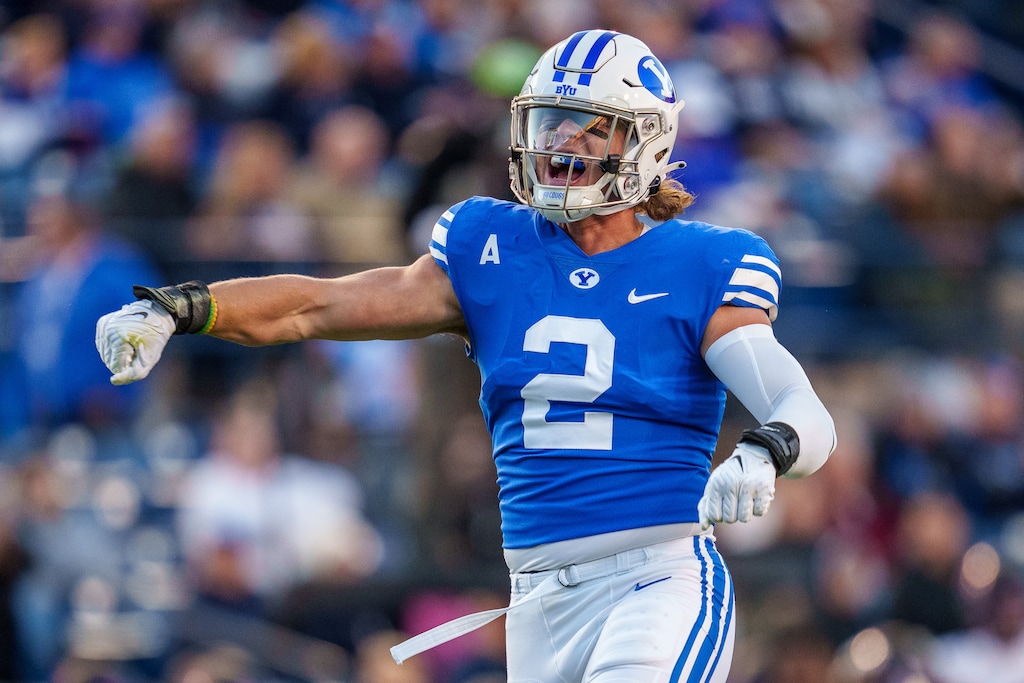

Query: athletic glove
95,299,175,385
697,442,777,529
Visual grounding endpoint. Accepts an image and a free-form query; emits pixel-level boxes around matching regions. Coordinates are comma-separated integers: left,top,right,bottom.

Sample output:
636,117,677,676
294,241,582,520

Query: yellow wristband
198,294,218,335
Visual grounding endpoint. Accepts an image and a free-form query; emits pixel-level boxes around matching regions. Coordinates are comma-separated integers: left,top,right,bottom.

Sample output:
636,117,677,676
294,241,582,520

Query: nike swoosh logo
126,311,149,320
634,576,672,591
627,288,669,304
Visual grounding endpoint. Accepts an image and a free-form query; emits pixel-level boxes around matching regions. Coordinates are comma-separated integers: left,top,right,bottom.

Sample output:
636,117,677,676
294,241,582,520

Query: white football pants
505,535,735,683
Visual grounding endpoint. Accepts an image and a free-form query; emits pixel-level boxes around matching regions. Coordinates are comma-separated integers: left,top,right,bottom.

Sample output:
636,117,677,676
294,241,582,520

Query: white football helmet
509,30,686,223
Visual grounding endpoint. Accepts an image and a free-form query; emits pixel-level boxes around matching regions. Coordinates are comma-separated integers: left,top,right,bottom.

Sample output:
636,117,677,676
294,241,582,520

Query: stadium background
1,0,1024,680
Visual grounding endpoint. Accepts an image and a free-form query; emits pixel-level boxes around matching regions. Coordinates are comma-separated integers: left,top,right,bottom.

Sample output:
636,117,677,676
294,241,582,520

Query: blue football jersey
429,197,782,549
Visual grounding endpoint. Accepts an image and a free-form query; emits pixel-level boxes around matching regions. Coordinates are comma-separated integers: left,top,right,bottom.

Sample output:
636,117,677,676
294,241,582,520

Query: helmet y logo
638,56,675,103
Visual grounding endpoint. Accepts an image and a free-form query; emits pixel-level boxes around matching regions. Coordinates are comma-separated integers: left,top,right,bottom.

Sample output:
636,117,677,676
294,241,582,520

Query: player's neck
561,210,644,256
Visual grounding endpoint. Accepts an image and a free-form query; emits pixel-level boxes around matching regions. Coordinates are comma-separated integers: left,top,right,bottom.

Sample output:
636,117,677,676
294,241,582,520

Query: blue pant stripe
668,537,709,683
703,570,734,683
695,537,731,683
668,537,733,683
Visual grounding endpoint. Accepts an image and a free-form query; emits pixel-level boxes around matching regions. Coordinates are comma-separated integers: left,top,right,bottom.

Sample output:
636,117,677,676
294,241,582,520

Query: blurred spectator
351,25,420,140
0,13,70,231
186,119,317,261
103,98,199,280
872,356,966,502
63,0,176,148
291,105,408,264
399,39,539,242
663,5,758,197
876,106,1024,274
163,3,282,171
176,382,382,613
304,335,425,572
7,167,160,432
890,492,971,636
775,0,905,206
266,11,359,151
749,621,835,683
927,572,1024,683
944,357,1024,538
408,0,488,87
419,411,502,576
10,441,132,681
805,411,895,647
165,644,259,683
813,533,894,648
881,12,1001,140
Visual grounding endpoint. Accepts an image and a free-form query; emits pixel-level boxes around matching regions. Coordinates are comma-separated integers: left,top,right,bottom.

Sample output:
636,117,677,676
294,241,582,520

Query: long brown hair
636,178,695,221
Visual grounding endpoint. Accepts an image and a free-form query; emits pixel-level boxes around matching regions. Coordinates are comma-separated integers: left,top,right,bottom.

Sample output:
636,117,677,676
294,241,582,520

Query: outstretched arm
96,254,465,384
208,254,466,345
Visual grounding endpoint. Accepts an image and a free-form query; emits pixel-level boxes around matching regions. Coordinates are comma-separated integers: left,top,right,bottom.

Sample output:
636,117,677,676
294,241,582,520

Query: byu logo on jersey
638,55,675,103
569,267,600,289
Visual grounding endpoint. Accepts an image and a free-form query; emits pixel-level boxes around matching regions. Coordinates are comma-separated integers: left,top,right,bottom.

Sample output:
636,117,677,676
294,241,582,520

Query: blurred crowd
1,0,1024,681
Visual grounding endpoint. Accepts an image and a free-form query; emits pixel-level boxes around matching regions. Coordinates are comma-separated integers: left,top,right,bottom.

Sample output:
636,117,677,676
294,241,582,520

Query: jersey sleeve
715,230,782,321
427,199,468,276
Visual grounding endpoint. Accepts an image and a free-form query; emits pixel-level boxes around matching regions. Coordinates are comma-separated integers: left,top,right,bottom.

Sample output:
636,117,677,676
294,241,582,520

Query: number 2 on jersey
520,315,615,450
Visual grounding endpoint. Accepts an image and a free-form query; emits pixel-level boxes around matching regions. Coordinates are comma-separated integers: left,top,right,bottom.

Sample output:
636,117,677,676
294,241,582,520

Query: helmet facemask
510,97,663,223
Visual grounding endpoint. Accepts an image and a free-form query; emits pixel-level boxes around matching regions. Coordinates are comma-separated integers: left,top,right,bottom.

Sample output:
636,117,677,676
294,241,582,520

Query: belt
390,546,652,665
514,545,651,591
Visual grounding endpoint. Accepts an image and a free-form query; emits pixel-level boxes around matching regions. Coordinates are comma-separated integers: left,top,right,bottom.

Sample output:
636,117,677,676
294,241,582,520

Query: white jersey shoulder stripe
429,204,467,268
429,244,448,265
722,291,778,320
431,223,449,248
740,253,781,277
432,209,455,245
727,268,780,302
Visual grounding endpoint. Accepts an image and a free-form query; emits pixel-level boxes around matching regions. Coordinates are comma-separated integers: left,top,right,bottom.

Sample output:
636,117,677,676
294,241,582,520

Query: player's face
528,108,622,186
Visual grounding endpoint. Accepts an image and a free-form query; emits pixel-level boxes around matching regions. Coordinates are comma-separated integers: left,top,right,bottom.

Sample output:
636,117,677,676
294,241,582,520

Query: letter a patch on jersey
480,234,501,264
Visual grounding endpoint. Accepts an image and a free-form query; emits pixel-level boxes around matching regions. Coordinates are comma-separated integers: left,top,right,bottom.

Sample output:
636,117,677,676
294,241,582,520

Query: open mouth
541,154,591,185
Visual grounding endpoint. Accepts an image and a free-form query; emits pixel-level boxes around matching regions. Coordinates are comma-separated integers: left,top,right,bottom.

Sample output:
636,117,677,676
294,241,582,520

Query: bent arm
209,254,466,346
701,306,836,479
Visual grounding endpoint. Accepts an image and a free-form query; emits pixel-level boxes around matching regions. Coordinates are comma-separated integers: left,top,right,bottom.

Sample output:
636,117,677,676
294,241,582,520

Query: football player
97,30,836,682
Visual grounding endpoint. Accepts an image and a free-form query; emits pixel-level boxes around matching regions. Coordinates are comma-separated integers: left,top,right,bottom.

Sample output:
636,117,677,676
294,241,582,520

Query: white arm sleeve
704,324,836,478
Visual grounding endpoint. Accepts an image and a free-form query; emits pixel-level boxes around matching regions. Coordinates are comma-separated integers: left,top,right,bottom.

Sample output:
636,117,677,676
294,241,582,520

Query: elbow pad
705,324,836,478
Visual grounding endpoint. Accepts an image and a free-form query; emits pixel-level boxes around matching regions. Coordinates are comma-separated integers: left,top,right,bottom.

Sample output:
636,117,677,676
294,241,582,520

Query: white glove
697,442,777,530
95,299,175,385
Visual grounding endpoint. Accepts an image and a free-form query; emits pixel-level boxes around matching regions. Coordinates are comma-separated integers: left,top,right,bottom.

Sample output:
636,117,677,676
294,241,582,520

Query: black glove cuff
739,422,800,476
133,280,212,335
